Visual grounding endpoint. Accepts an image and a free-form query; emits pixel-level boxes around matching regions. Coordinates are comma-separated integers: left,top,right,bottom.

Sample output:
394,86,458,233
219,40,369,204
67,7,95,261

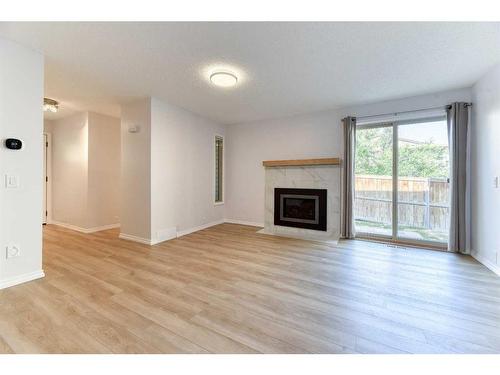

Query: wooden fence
354,175,450,230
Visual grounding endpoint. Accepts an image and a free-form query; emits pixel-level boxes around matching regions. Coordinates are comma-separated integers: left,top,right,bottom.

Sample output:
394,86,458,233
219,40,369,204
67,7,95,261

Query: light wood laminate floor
1,223,500,353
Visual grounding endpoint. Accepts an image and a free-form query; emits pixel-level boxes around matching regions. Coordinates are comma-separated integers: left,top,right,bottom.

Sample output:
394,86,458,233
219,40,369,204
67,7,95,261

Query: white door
43,134,47,224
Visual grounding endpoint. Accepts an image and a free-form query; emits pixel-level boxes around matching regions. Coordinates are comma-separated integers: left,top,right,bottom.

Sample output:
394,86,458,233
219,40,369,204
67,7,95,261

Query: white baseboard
155,227,178,243
119,233,154,245
51,221,120,234
101,219,263,245
0,270,45,290
224,218,264,228
472,252,500,276
177,219,225,238
120,220,226,245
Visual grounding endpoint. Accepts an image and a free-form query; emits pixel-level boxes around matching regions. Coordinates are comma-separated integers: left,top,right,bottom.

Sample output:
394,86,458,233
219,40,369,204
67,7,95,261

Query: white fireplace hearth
258,158,341,243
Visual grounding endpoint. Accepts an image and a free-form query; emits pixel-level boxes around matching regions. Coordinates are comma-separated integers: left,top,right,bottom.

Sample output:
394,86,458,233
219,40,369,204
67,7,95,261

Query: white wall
471,64,500,273
44,111,120,231
0,38,44,288
225,109,341,225
341,87,472,118
44,113,89,228
87,112,121,228
151,97,225,241
225,87,472,226
120,98,152,241
120,97,226,244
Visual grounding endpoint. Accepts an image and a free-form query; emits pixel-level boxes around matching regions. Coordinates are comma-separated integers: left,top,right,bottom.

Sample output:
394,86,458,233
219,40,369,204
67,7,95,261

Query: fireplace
274,188,327,231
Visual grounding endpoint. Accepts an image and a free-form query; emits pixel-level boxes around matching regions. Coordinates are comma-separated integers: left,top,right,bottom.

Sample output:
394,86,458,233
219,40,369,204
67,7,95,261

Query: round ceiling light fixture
210,71,238,88
43,97,59,113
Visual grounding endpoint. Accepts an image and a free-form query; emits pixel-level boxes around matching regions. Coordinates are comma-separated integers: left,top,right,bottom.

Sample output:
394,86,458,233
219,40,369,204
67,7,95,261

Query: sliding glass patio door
354,117,450,246
354,123,394,238
396,119,450,244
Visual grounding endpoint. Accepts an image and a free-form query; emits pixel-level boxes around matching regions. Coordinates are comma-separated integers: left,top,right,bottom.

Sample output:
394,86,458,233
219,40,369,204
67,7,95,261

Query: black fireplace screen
274,188,327,231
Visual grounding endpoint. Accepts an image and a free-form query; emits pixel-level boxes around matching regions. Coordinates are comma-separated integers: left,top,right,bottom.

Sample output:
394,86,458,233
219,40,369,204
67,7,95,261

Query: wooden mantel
262,157,342,167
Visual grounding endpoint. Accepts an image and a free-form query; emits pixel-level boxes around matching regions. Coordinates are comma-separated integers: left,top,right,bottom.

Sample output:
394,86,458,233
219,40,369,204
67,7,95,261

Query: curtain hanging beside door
447,102,472,254
341,116,356,239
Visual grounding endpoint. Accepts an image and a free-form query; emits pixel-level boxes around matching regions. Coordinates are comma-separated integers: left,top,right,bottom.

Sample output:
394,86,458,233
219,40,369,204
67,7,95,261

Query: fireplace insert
274,188,327,231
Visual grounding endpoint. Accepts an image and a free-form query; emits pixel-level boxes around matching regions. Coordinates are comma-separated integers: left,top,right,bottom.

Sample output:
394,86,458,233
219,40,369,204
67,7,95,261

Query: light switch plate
5,174,19,188
6,244,21,259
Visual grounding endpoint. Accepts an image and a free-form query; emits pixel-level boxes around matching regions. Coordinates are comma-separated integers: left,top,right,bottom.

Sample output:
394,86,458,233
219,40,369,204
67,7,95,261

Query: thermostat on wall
5,138,23,150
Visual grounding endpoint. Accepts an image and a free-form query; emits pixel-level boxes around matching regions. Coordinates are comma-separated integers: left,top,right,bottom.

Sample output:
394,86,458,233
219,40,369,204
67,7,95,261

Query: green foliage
398,143,449,178
355,127,449,178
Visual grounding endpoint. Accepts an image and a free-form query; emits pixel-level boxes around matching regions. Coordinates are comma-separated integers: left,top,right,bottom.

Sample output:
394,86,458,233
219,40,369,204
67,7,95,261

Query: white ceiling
1,22,499,124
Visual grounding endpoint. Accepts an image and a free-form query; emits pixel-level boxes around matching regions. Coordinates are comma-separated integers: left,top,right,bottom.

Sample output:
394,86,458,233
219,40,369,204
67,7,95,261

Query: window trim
214,134,224,205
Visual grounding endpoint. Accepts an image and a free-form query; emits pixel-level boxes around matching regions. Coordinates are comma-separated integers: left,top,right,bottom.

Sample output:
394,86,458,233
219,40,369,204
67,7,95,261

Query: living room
1,1,500,373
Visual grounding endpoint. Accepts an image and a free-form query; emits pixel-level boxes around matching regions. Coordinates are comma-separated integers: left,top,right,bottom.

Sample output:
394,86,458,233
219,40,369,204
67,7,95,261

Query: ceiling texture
1,22,500,124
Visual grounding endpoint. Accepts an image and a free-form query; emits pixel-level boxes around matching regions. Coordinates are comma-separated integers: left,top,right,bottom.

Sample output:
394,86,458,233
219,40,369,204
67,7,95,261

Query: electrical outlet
157,227,177,242
6,244,21,259
4,174,19,189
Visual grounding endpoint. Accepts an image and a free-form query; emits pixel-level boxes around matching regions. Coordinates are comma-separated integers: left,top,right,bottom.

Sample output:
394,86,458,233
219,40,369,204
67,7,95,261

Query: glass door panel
354,124,393,237
396,119,450,243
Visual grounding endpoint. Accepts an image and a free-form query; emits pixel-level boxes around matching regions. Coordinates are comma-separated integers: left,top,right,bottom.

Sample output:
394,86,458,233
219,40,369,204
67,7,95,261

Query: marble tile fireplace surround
258,158,342,243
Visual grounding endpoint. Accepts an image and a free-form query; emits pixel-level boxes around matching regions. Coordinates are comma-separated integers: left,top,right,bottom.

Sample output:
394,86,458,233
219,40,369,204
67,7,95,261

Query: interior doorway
354,117,450,247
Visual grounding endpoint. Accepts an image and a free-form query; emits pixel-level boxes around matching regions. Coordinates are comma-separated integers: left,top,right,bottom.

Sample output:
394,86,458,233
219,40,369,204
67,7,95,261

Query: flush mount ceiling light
43,98,59,113
210,71,238,88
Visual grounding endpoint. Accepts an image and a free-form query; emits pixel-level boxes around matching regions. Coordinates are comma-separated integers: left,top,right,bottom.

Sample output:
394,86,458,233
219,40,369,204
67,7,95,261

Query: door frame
392,121,398,242
354,119,448,249
43,132,52,225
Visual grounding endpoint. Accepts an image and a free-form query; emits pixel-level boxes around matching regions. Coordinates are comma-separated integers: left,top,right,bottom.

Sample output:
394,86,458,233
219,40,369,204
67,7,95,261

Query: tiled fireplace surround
258,161,341,243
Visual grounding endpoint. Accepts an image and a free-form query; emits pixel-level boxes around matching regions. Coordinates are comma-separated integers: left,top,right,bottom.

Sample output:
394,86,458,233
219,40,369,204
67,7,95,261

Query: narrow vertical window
215,136,224,203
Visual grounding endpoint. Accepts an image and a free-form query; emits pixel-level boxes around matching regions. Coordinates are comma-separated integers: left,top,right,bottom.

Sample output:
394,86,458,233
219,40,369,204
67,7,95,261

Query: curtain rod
355,103,472,121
